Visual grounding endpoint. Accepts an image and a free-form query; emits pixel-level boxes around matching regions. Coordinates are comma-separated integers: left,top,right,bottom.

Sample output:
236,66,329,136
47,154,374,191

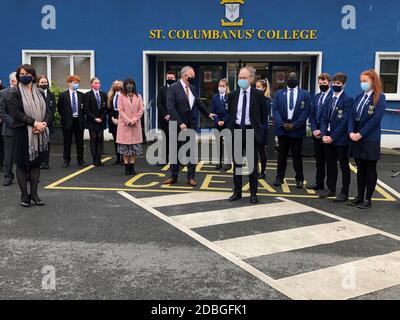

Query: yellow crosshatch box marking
44,157,397,202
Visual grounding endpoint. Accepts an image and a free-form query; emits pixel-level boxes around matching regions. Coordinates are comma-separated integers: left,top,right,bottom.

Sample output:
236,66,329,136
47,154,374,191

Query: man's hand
218,121,224,127
322,136,333,144
313,130,321,138
180,123,187,131
95,118,102,124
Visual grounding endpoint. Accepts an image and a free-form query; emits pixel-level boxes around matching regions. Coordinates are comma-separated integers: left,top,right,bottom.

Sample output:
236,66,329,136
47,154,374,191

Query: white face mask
218,87,226,94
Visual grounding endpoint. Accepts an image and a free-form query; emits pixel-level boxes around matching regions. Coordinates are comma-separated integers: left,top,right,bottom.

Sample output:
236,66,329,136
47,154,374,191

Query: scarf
18,83,49,161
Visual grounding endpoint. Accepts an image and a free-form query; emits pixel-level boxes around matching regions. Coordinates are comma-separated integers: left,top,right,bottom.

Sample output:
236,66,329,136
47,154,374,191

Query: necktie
329,97,338,120
316,93,324,122
356,94,369,121
289,89,294,111
72,91,77,114
220,95,225,105
185,85,190,98
114,94,119,111
95,92,101,109
240,90,247,129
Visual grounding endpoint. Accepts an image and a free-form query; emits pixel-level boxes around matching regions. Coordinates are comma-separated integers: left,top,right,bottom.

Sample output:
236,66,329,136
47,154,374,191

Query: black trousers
324,144,351,195
63,118,84,163
257,143,267,173
233,126,259,195
2,135,14,179
89,130,104,163
355,159,378,201
277,136,304,182
110,131,120,162
214,125,227,164
159,119,169,164
170,132,195,180
0,128,4,167
313,136,326,187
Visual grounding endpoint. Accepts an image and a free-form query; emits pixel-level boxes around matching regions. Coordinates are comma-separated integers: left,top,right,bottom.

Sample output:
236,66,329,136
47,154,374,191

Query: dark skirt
348,140,380,161
13,126,41,166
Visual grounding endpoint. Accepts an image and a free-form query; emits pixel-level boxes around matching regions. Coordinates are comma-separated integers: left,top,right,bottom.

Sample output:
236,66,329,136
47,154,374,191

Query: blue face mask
72,83,80,91
361,82,371,92
238,79,249,90
20,75,33,85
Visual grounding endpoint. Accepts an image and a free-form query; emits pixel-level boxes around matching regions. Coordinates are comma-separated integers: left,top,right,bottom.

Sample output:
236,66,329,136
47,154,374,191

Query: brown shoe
163,178,177,185
188,178,197,187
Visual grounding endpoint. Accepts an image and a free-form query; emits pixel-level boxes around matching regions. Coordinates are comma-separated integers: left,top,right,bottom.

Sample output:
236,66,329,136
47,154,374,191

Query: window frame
22,50,95,92
375,52,400,101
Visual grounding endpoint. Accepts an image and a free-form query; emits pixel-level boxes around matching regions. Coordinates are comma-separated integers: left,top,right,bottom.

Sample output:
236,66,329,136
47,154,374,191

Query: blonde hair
107,80,123,108
256,79,271,98
218,78,230,94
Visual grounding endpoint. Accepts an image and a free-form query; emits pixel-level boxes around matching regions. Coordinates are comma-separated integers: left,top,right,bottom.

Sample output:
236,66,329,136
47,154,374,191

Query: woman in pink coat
116,79,144,175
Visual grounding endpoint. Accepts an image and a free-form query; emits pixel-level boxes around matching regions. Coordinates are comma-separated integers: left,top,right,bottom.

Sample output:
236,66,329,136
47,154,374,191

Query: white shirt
327,90,344,131
43,89,48,98
286,86,299,120
69,89,79,118
356,90,373,113
235,87,251,126
180,79,195,109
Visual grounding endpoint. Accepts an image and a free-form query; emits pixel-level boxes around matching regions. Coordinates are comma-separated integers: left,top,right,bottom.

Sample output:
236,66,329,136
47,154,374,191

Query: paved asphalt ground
0,141,400,300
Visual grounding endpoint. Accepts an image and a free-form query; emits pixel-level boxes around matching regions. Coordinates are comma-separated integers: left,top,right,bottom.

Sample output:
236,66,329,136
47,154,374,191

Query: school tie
240,90,247,129
356,94,369,121
316,93,324,122
72,91,77,114
114,94,119,111
185,85,190,98
329,96,338,120
95,92,101,110
289,89,294,111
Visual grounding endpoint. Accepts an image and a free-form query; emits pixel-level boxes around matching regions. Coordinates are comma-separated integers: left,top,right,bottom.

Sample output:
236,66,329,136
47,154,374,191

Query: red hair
361,69,383,106
66,75,81,83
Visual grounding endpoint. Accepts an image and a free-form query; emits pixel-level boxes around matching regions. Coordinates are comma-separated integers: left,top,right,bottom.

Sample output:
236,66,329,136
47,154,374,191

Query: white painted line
171,201,310,229
278,251,400,300
214,221,377,259
376,179,400,200
117,191,296,299
138,191,230,208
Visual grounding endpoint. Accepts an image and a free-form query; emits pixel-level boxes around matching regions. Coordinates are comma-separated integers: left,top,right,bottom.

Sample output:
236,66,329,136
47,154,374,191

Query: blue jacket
272,87,311,138
309,89,333,131
211,93,229,126
348,93,387,142
320,92,354,146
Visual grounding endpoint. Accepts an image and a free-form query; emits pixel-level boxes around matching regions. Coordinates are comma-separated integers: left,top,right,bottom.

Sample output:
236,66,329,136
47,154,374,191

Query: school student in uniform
255,79,272,179
348,69,387,209
211,78,231,171
319,73,354,202
107,80,123,165
309,73,333,190
272,72,311,188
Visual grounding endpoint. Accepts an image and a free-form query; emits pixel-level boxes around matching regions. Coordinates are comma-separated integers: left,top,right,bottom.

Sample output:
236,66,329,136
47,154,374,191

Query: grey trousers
3,135,14,180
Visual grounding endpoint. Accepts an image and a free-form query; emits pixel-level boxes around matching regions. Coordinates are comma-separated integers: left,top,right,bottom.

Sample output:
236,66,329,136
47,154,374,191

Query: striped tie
356,94,369,121
95,92,101,109
114,94,119,111
329,97,338,120
316,93,324,122
72,92,77,114
289,89,294,111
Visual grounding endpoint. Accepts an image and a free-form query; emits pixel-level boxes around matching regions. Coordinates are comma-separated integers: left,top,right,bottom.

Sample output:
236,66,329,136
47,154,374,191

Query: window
22,50,95,91
376,52,400,100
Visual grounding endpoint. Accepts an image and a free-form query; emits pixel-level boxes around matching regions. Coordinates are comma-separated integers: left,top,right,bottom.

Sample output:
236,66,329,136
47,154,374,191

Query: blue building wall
1,0,399,136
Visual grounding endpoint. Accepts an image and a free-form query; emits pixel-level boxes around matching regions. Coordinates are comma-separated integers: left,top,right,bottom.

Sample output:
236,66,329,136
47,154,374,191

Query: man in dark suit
309,73,333,190
227,66,267,204
272,72,311,188
57,75,86,167
0,72,18,186
84,77,107,167
320,72,354,202
156,71,176,165
163,66,216,187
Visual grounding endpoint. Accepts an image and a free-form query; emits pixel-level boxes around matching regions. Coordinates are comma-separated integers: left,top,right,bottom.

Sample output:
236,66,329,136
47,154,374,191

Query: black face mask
166,79,175,86
188,77,196,85
39,84,49,90
287,78,299,89
319,84,330,92
126,85,134,93
332,85,343,93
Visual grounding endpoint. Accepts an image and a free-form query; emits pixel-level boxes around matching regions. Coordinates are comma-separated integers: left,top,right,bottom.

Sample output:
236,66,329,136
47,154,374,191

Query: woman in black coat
8,64,50,207
107,80,123,165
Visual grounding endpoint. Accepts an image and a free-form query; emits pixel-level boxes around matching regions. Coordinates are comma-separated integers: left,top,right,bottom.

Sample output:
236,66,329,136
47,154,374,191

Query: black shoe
40,162,50,170
333,193,348,203
311,183,324,191
63,161,70,168
21,196,31,207
229,193,242,201
224,164,232,171
273,178,284,187
250,194,258,204
258,172,266,179
319,190,336,198
357,200,372,209
30,195,45,206
347,197,364,206
215,164,223,170
77,160,86,167
296,180,304,189
3,179,13,187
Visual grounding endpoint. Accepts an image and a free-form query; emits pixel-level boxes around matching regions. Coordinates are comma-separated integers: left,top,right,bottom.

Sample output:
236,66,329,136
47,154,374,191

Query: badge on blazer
337,109,343,119
368,105,375,115
301,101,305,109
225,102,229,110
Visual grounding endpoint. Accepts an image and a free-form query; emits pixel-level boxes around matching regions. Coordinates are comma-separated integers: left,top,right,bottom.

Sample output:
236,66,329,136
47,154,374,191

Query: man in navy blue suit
319,73,354,202
272,72,311,188
309,73,333,190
